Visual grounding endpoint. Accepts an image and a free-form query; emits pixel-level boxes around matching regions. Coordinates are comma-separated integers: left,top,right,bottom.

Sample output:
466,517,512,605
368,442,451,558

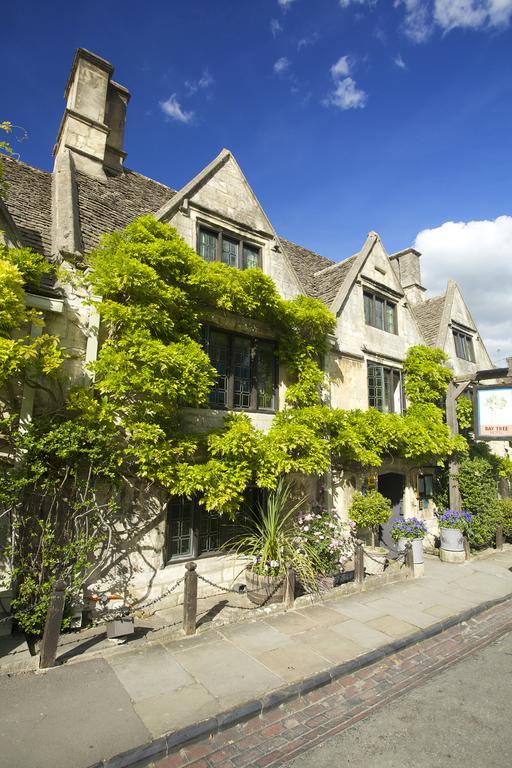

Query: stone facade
1,48,508,604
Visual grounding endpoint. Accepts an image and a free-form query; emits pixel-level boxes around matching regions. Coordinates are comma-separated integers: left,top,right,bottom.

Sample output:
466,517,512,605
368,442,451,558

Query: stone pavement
1,551,512,768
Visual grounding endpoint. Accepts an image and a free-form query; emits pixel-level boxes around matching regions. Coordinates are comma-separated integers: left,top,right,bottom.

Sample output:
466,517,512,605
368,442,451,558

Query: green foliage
497,499,512,538
458,457,499,547
349,491,392,530
226,479,320,590
456,397,473,431
403,345,452,404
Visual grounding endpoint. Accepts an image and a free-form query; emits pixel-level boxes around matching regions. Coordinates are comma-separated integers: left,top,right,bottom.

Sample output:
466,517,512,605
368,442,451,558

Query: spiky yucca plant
225,479,321,591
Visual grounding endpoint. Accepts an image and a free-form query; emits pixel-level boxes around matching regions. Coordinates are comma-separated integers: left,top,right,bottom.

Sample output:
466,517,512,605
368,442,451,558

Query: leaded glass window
257,341,276,410
204,327,277,412
167,496,194,559
209,331,229,407
199,229,217,262
221,237,239,268
453,330,475,362
233,336,252,409
368,363,403,414
197,226,261,271
363,290,397,334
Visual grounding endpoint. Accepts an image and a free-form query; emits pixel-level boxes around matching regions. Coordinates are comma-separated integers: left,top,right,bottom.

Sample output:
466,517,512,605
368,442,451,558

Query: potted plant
228,479,320,606
349,491,391,575
297,506,355,589
390,517,427,565
438,509,472,563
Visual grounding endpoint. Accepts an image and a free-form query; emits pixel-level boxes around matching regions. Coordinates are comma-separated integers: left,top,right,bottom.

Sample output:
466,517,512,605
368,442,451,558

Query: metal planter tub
398,538,424,564
440,527,464,552
363,546,388,575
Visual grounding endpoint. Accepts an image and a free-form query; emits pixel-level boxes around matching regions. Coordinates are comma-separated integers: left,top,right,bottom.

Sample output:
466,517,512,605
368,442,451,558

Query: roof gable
280,238,334,298
156,149,276,237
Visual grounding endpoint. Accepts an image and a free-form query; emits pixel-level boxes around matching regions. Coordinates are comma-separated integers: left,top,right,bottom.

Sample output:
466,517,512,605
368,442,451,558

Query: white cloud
414,215,512,363
339,0,375,6
324,55,367,110
434,0,512,30
273,56,291,74
298,31,320,49
185,69,214,95
331,55,352,78
324,77,368,109
394,53,407,68
395,0,433,41
159,94,194,124
271,18,282,37
394,0,512,43
278,0,298,8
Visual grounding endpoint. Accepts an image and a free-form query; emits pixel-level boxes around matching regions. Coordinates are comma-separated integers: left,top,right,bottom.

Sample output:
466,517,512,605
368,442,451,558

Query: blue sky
2,0,512,360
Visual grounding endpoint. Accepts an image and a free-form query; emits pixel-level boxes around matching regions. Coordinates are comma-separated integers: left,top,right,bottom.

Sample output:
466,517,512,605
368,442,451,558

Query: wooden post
404,542,414,576
496,525,504,551
463,536,471,560
354,540,365,585
39,578,66,669
446,382,462,511
183,562,198,636
283,567,295,609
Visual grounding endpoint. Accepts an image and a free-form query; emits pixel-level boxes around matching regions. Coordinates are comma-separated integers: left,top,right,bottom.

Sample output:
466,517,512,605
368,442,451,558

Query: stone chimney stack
54,48,130,178
389,248,426,305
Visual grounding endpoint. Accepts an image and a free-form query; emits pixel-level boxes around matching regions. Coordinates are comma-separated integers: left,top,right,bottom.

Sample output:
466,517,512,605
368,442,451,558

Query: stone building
0,49,502,602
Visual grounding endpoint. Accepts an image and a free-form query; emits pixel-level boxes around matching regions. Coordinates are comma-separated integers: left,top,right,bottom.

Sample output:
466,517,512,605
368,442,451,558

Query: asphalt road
287,630,512,768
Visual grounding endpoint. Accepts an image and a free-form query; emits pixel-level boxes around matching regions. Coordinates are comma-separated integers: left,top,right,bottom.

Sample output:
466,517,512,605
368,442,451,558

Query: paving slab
173,638,282,705
108,643,194,701
263,610,317,635
293,627,366,663
218,619,292,654
255,643,330,682
366,614,420,639
0,659,150,768
363,597,437,630
330,617,394,648
294,603,349,627
329,599,390,622
133,682,219,737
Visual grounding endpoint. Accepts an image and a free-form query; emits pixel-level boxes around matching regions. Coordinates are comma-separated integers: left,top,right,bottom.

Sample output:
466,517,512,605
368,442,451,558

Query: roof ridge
278,236,335,264
1,155,51,177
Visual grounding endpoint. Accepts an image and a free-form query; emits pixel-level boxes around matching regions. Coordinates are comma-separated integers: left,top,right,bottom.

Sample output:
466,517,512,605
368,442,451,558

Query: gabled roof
1,157,175,257
1,157,52,255
314,255,358,306
411,294,447,346
279,238,334,297
75,169,175,254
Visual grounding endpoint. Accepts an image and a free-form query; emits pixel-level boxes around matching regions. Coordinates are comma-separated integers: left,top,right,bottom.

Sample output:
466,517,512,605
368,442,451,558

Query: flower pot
316,572,350,591
245,568,286,606
397,538,424,564
363,546,388,575
106,615,134,639
440,528,464,552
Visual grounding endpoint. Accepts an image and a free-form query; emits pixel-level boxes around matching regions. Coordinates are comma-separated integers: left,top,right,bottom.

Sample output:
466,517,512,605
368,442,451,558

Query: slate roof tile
411,294,446,346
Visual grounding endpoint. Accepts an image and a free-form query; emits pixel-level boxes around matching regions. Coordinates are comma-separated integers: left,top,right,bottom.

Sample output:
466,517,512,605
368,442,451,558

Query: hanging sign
474,386,512,440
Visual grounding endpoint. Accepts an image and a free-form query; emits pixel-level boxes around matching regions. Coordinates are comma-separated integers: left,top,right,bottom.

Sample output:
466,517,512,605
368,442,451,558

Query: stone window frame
196,221,262,271
367,361,404,414
203,325,278,413
453,328,475,363
363,289,398,335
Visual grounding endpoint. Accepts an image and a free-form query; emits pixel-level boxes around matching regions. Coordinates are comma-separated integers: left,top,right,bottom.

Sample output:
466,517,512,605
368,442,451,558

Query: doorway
378,472,405,551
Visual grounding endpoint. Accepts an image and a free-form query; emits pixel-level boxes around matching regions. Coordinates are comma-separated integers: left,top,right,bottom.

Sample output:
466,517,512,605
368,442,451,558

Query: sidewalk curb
87,590,512,768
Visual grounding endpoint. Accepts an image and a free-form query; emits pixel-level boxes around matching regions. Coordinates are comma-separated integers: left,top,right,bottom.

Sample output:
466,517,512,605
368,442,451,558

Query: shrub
297,506,354,576
496,499,512,539
349,491,391,546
